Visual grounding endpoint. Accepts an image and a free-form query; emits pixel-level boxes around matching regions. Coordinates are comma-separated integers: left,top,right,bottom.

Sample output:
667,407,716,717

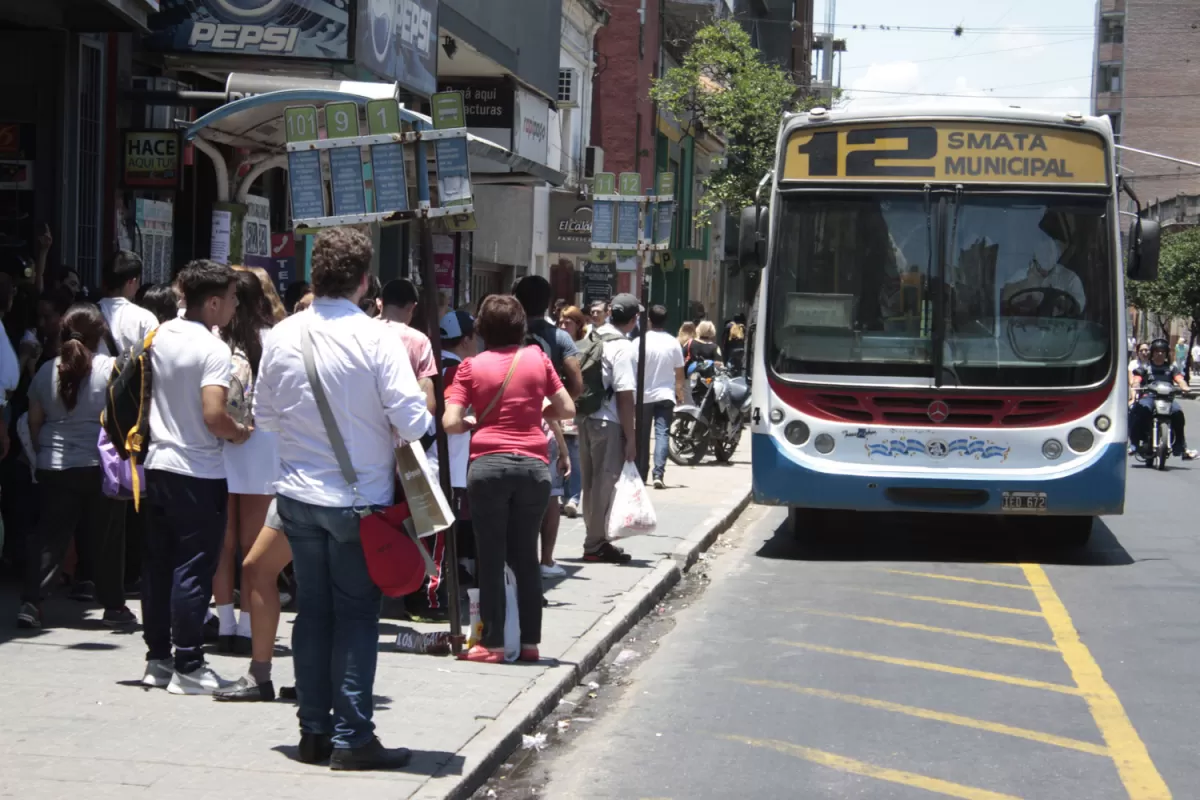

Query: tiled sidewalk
0,457,751,800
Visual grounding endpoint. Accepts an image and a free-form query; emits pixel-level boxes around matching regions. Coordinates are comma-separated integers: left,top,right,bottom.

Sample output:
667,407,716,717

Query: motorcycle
668,361,751,465
1135,380,1179,470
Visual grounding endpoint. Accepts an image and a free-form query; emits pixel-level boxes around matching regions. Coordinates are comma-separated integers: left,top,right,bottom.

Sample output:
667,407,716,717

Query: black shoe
280,685,298,700
298,733,333,765
213,676,275,703
102,606,137,627
582,542,633,564
217,634,253,655
70,580,96,602
330,737,412,771
16,602,41,629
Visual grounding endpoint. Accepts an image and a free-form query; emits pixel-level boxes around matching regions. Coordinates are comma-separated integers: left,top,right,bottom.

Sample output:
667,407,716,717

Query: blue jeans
645,400,673,480
565,434,582,504
276,495,381,749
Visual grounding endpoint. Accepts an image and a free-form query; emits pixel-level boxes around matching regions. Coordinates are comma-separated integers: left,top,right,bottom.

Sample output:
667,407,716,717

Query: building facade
1092,0,1200,204
0,1,159,290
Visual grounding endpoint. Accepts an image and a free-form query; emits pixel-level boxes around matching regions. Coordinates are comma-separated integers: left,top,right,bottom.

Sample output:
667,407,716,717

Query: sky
816,0,1098,113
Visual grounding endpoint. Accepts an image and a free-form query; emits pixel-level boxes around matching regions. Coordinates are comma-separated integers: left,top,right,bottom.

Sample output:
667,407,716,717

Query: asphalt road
527,460,1200,799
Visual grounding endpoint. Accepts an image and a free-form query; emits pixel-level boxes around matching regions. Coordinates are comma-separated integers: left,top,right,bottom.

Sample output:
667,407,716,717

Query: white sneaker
652,478,666,489
142,658,174,688
541,563,567,578
167,664,231,696
562,500,579,518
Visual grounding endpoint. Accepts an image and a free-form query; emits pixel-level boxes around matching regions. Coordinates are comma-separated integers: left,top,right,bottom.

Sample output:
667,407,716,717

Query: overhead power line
840,37,1092,73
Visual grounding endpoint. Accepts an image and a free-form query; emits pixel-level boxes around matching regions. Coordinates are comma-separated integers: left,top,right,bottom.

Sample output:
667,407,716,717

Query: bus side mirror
1127,217,1160,281
739,206,764,271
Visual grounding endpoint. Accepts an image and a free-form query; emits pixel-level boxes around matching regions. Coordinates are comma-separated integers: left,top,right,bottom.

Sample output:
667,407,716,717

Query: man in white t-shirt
634,304,685,489
580,293,638,564
140,260,248,697
98,250,160,357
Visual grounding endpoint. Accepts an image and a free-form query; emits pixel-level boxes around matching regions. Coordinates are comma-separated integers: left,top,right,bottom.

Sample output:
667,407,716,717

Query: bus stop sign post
284,92,475,653
590,171,676,483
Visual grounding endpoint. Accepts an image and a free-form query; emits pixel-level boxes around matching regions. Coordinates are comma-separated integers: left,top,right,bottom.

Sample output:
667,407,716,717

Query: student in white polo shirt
97,250,159,357
139,260,248,696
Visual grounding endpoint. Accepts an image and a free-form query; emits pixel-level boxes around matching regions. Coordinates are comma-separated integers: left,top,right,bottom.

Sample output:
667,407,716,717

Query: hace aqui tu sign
122,130,182,190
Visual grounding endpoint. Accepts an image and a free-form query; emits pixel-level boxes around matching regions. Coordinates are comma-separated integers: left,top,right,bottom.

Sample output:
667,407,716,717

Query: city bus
740,106,1160,545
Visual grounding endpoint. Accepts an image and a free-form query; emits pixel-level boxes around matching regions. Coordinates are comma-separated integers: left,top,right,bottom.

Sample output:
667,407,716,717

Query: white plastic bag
503,565,521,663
606,461,658,540
466,588,483,648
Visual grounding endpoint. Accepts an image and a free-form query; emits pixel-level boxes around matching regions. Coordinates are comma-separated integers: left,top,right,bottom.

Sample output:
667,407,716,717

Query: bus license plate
1002,491,1047,513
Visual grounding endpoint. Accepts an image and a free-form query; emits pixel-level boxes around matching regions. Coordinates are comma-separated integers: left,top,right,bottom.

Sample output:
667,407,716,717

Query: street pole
414,122,463,652
634,200,651,482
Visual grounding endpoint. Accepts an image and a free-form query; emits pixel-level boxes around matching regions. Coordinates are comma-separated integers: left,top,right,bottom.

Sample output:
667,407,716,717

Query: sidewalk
0,457,751,800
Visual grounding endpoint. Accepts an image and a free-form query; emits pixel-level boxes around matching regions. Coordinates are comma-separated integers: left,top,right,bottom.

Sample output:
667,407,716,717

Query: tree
650,19,815,217
1126,226,1200,340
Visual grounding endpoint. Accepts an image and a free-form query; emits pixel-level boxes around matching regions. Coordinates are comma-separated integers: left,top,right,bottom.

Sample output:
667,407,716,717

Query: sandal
457,645,504,663
518,647,539,663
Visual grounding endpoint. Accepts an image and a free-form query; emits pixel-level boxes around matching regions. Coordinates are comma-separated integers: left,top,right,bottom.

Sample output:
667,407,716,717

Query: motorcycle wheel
1157,421,1170,471
713,428,743,463
668,412,707,466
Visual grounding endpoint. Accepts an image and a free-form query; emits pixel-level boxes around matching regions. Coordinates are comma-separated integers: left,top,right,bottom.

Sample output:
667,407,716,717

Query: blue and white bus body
748,106,1129,524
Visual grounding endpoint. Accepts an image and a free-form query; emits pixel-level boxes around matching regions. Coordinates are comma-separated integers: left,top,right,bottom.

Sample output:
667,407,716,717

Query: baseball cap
440,309,475,340
609,293,643,323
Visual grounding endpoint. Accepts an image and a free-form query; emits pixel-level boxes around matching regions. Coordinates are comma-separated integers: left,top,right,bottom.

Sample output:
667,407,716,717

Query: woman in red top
444,295,575,663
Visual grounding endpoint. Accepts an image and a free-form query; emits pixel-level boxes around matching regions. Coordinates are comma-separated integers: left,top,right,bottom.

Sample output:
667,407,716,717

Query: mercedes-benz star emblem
927,400,950,424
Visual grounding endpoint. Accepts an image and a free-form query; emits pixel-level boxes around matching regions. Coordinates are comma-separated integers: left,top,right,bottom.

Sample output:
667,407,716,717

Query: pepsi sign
147,0,350,59
355,0,439,98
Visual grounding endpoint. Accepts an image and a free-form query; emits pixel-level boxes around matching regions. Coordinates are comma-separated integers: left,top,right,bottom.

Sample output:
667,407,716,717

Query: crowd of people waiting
2,224,746,771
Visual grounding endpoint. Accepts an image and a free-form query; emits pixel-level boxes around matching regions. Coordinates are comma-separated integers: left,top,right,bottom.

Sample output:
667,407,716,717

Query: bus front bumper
751,433,1126,516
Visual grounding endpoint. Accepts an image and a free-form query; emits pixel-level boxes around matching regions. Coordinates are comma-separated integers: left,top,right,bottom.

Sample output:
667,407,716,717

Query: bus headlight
770,408,785,424
1042,439,1064,460
814,433,835,454
1067,427,1094,453
1094,415,1111,432
785,421,810,445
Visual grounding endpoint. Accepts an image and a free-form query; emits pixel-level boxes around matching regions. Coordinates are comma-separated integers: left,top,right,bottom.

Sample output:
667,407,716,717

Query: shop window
558,68,578,106
76,37,105,283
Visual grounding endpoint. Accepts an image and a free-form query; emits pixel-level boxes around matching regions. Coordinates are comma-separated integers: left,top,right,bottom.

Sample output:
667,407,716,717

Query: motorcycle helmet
1150,338,1170,355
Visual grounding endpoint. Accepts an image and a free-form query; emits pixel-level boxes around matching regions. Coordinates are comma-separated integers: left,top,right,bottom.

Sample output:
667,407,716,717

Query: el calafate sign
123,130,182,190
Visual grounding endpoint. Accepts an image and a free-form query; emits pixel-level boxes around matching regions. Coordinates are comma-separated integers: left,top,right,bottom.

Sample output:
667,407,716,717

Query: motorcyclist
1129,338,1197,459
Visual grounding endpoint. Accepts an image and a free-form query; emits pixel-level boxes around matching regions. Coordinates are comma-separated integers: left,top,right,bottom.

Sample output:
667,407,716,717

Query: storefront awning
183,80,567,186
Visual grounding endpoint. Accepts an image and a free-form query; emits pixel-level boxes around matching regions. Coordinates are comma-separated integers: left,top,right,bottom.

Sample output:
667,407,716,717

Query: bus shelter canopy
183,82,567,187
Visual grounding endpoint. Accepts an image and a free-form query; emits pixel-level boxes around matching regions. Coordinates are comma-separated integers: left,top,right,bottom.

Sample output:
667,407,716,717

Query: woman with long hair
445,295,576,663
212,269,291,701
16,304,133,629
210,271,277,658
677,320,697,349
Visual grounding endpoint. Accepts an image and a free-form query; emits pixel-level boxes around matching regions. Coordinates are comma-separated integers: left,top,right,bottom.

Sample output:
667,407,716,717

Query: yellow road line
1021,563,1171,799
734,679,1109,756
771,639,1082,695
722,735,1021,800
796,608,1057,651
864,589,1044,617
880,568,1034,590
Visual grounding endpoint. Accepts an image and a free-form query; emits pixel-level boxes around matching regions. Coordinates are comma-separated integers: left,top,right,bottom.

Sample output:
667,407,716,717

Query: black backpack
101,327,157,465
575,328,626,417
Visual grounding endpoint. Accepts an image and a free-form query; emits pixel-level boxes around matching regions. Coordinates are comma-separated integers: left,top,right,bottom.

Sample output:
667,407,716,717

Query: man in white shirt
580,293,639,564
634,304,686,489
255,226,432,771
97,250,160,357
139,260,247,697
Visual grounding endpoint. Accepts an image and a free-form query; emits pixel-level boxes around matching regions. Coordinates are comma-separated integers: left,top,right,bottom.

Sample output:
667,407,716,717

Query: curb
410,485,754,800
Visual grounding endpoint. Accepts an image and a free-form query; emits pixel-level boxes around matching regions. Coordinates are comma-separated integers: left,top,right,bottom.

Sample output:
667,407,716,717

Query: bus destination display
782,122,1108,185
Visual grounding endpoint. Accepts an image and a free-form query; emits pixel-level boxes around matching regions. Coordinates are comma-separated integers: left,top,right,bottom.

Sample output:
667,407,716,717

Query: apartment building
1093,0,1200,203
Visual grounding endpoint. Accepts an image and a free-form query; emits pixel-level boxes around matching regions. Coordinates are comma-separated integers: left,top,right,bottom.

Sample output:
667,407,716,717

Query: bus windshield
768,192,1113,388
